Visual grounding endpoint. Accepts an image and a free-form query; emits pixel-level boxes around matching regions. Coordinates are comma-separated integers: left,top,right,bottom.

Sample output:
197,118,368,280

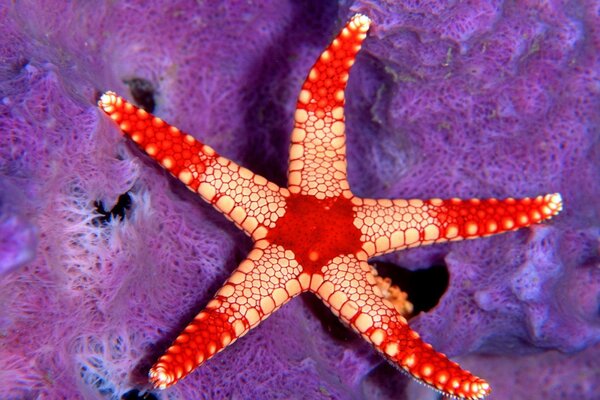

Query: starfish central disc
266,194,362,273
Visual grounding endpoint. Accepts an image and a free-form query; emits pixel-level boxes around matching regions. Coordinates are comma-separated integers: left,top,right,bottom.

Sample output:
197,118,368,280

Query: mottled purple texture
0,1,598,399
0,180,37,275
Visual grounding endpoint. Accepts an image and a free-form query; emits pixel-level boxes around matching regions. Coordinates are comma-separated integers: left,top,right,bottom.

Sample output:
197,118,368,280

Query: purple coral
0,1,598,400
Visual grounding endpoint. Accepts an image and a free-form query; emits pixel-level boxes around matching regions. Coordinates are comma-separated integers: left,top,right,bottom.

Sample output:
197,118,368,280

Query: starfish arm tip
351,13,371,30
547,192,563,214
98,91,117,112
148,364,174,390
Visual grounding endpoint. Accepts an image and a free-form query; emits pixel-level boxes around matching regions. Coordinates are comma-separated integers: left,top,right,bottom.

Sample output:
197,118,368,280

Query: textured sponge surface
0,1,598,399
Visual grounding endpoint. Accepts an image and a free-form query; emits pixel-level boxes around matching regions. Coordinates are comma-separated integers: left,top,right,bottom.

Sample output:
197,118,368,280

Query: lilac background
1,0,599,399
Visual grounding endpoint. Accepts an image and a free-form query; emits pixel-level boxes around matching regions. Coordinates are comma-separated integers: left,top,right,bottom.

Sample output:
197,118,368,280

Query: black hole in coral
121,389,159,400
92,192,132,226
373,261,449,315
124,78,156,113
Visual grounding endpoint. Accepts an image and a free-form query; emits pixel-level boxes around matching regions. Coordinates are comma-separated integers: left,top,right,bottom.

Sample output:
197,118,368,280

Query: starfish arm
352,193,563,257
149,241,305,389
288,14,370,200
314,255,490,399
99,92,288,239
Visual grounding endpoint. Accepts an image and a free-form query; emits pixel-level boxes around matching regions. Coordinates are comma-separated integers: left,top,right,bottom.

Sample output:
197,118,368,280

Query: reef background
1,1,599,399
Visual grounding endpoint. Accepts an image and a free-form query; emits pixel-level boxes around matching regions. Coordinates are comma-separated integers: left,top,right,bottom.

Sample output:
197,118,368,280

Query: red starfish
99,14,562,400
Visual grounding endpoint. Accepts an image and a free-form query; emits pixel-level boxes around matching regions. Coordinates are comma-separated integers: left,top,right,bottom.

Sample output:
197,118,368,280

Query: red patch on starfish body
266,193,362,273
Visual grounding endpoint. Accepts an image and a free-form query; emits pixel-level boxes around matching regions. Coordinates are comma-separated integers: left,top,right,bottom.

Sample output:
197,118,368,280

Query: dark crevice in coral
92,192,132,226
121,389,159,400
373,261,449,315
124,78,156,113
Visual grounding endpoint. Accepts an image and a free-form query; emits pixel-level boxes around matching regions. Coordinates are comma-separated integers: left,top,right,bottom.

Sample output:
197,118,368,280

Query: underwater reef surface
0,0,598,399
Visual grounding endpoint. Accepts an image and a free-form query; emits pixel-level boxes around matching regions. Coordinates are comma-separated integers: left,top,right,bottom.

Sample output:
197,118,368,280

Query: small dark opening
124,78,156,113
92,192,132,226
373,261,449,315
121,389,159,400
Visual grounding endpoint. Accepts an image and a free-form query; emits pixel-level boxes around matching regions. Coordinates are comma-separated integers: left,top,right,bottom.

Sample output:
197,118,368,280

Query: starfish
99,14,562,400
